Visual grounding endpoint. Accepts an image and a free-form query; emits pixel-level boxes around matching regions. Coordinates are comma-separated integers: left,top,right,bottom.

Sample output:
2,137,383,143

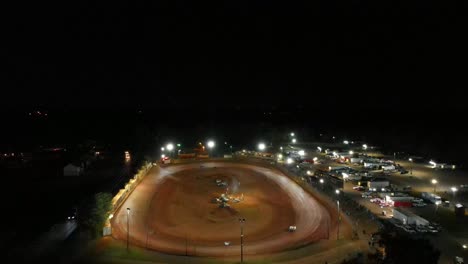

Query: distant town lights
292,138,297,143
343,140,349,144
349,150,354,155
451,187,458,192
161,147,165,151
362,144,368,150
298,150,305,156
290,132,295,137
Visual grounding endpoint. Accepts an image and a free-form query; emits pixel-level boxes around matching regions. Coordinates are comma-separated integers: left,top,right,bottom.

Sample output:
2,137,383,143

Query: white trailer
393,208,429,226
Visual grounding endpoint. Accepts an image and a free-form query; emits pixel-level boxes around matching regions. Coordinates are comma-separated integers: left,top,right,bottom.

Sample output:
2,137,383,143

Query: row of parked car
393,222,440,234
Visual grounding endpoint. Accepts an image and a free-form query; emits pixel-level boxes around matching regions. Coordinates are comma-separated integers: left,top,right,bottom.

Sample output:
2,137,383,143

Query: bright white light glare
280,146,283,150
335,189,340,194
278,154,283,159
290,132,295,136
166,144,174,151
332,152,337,156
452,165,456,169
307,170,311,175
343,140,349,144
207,141,215,148
313,157,318,161
242,149,246,152
429,160,436,166
298,150,305,156
362,144,367,149
342,172,349,179
409,158,413,162
108,214,114,219
292,138,297,143
258,143,266,151
317,146,322,151
161,154,165,158
463,244,467,249
319,179,324,183
451,187,458,192
287,158,293,164
349,150,354,155
432,179,438,184
161,147,165,151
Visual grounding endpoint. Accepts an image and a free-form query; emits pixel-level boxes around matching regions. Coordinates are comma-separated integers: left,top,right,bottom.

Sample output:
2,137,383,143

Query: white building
63,163,83,176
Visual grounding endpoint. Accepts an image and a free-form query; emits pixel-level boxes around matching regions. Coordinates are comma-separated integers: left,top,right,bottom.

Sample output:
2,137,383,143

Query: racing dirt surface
111,162,337,256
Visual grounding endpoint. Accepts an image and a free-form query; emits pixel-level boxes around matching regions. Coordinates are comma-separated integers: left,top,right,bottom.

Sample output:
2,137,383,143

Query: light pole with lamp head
126,208,131,251
408,158,413,175
335,189,340,240
432,179,438,193
166,143,174,158
239,218,246,263
207,140,215,158
451,187,458,200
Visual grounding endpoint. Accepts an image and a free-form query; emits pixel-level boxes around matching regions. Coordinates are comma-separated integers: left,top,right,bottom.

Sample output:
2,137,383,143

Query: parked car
353,186,366,191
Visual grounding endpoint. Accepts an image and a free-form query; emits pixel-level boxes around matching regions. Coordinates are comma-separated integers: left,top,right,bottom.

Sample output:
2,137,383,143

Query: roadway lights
161,154,165,158
343,140,349,145
161,147,165,151
451,187,458,192
463,244,467,249
409,158,413,162
349,150,354,155
298,150,305,156
362,144,367,150
319,179,324,184
317,146,322,152
258,143,266,151
335,189,340,195
286,158,293,164
292,138,297,143
290,132,295,137
166,144,174,151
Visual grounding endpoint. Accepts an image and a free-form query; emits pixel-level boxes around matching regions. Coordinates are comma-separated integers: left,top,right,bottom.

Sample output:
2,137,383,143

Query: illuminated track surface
111,162,336,257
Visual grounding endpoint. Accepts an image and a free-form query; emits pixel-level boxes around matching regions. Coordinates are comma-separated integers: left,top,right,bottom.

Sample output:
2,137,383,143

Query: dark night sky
1,1,467,110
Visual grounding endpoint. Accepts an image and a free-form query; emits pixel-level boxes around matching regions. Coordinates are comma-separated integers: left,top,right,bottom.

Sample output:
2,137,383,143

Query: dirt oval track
111,162,337,256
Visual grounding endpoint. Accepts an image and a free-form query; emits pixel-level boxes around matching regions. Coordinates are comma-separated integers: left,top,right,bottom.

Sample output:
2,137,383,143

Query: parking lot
275,144,468,263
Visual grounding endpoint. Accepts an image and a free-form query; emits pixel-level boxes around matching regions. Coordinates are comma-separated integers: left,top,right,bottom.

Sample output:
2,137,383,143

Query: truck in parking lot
421,192,442,205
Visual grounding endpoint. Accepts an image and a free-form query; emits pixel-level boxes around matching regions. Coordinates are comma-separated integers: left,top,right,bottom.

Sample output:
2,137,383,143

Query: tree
87,192,113,238
382,234,440,264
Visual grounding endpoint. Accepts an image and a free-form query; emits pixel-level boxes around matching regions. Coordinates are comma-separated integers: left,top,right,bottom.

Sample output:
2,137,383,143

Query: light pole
409,158,413,173
451,187,458,200
336,200,340,240
166,143,174,158
126,208,131,251
432,179,438,193
207,140,215,157
239,218,246,263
